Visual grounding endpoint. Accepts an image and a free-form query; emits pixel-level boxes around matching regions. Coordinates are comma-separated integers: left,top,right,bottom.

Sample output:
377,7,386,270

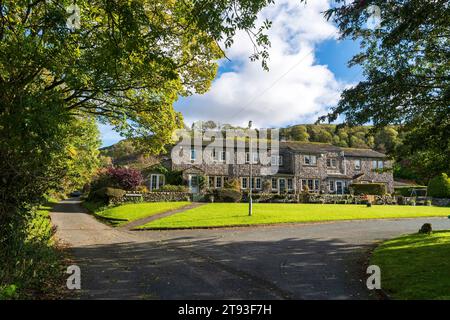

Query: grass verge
83,201,191,226
137,203,450,229
0,199,67,299
370,230,450,299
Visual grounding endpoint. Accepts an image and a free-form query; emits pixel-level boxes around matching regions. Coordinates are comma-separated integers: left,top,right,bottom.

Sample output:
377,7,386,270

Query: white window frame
241,177,248,189
271,177,278,191
287,178,293,191
327,158,337,168
215,176,223,188
355,159,361,170
304,155,317,166
255,177,262,190
150,174,165,191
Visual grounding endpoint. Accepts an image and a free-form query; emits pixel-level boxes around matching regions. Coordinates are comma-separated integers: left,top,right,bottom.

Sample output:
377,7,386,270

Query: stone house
147,140,394,194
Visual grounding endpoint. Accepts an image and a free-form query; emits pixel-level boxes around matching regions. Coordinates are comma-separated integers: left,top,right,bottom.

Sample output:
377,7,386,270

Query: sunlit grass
371,230,450,300
138,203,450,229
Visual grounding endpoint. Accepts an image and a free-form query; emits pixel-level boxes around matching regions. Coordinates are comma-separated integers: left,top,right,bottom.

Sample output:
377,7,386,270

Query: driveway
51,198,449,300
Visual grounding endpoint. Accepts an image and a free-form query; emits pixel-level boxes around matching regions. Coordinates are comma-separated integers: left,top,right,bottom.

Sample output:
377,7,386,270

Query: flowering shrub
106,167,143,190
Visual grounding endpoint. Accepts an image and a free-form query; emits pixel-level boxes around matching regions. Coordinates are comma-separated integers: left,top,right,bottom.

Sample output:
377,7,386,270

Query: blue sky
99,0,362,147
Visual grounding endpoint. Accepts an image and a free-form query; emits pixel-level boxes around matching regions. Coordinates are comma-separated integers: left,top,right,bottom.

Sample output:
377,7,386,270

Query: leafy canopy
320,0,450,177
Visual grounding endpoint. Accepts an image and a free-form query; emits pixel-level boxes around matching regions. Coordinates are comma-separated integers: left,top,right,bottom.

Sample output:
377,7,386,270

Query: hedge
88,187,126,204
349,183,387,196
428,173,450,198
212,188,242,203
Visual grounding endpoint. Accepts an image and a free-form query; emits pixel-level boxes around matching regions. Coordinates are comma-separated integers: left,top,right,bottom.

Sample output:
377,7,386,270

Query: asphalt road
50,198,450,300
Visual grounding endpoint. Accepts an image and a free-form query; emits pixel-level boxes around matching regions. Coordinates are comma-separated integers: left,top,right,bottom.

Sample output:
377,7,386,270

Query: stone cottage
147,140,394,194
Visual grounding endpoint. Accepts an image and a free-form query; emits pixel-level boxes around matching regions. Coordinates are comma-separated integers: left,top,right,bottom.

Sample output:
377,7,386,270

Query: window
372,160,378,169
208,176,214,188
301,179,320,192
372,160,384,169
287,178,293,191
271,155,283,165
326,158,337,168
223,176,229,185
220,151,226,162
271,178,277,190
252,152,259,164
255,177,262,190
245,152,250,163
329,180,335,192
190,148,196,161
304,155,317,165
216,176,223,188
355,159,361,170
241,177,248,189
150,174,165,191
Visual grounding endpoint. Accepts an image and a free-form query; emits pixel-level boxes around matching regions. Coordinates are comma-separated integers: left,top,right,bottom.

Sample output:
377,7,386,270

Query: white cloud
176,0,347,128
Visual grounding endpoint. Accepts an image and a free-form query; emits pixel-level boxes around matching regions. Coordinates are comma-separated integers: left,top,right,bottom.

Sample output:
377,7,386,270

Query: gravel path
50,198,450,300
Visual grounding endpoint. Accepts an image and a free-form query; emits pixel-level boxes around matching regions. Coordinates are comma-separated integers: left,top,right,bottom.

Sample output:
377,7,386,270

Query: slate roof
281,141,386,158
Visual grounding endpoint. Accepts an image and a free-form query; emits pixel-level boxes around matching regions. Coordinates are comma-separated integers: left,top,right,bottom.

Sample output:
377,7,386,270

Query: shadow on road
68,235,373,300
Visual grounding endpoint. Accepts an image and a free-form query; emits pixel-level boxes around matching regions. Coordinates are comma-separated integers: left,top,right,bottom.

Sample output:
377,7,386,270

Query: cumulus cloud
176,0,347,128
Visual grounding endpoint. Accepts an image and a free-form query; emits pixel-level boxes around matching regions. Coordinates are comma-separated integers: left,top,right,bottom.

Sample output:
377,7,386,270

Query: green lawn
89,201,191,226
370,230,450,300
137,203,450,229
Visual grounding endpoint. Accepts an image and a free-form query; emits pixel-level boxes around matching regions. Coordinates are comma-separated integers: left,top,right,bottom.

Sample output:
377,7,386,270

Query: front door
188,175,199,193
336,181,344,195
279,178,286,193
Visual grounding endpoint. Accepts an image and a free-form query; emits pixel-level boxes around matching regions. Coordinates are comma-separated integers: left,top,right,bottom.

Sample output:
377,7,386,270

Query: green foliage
428,173,450,198
159,184,189,193
0,202,64,299
322,0,450,180
61,117,101,193
213,189,243,203
350,183,387,196
224,178,241,191
89,187,126,205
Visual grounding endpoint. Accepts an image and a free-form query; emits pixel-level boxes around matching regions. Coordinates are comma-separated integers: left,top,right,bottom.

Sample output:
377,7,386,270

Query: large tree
320,0,449,178
0,0,275,229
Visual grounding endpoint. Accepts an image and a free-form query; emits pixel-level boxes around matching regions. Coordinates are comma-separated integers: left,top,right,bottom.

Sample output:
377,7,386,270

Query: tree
0,0,279,222
427,173,450,198
320,0,449,176
61,117,101,193
289,125,309,142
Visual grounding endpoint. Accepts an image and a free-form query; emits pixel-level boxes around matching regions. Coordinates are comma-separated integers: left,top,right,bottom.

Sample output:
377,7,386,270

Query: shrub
349,183,387,196
262,180,272,193
427,173,450,198
224,178,241,191
213,188,242,203
159,184,188,192
89,187,126,204
136,185,149,193
107,167,143,190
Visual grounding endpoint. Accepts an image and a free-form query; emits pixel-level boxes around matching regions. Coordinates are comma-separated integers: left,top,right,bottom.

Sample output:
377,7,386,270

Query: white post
248,121,253,217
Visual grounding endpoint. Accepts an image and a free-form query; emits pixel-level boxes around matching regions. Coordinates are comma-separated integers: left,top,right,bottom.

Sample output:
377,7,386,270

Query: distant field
137,203,450,229
86,201,191,226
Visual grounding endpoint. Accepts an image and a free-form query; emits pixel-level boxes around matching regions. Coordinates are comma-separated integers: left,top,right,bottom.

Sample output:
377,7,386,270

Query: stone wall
121,192,191,203
432,198,450,207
